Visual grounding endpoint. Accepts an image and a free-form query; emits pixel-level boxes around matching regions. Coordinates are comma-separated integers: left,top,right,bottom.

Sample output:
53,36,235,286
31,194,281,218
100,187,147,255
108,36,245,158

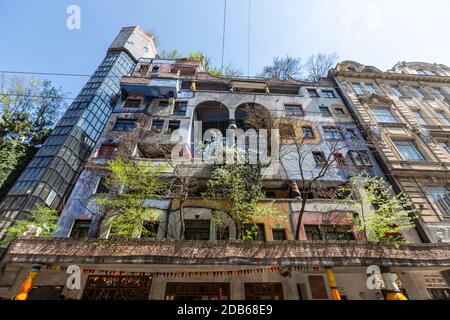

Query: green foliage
96,158,167,238
337,172,416,246
159,49,182,59
1,205,59,244
202,161,273,239
0,76,66,201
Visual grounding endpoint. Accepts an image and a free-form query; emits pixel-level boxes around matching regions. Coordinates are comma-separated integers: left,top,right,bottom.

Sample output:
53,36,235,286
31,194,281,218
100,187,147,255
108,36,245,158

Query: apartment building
331,61,450,243
0,29,449,301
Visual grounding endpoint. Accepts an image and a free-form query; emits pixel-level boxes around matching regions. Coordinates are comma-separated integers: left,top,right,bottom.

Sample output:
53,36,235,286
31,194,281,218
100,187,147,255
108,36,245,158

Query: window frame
321,89,336,98
284,104,305,117
307,88,320,98
123,98,142,109
393,140,427,162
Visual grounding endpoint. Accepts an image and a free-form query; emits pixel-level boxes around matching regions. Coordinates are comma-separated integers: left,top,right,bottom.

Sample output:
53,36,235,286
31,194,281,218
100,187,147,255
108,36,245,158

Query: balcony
121,75,180,99
4,236,450,267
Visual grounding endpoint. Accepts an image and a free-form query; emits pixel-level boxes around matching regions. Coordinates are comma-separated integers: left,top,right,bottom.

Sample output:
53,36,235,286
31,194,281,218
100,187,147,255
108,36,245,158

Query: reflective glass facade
0,51,135,238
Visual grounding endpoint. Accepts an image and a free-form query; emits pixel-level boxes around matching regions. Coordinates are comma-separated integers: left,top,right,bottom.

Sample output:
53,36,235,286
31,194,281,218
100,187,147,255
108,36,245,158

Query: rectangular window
321,90,336,98
151,65,160,73
244,224,266,241
216,226,230,240
346,128,358,140
427,289,450,300
123,98,142,109
158,100,169,107
319,106,331,117
434,88,448,100
285,104,304,116
334,108,345,115
308,276,328,299
141,221,159,238
138,64,149,76
165,283,230,300
333,152,346,167
167,121,180,133
83,275,152,301
391,86,404,97
312,151,326,165
307,89,319,98
272,229,287,241
418,69,436,76
394,140,426,161
245,283,284,300
323,127,343,140
113,119,137,131
413,111,428,125
70,219,91,238
440,142,450,155
302,127,314,139
424,186,450,216
184,220,210,240
348,150,372,166
365,84,377,94
352,83,365,95
172,102,188,116
151,120,164,132
413,87,426,99
95,177,109,194
98,144,118,159
436,111,450,125
372,108,397,123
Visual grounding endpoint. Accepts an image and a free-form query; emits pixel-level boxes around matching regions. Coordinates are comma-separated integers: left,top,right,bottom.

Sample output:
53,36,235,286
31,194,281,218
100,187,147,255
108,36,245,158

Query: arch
193,101,230,136
235,102,273,130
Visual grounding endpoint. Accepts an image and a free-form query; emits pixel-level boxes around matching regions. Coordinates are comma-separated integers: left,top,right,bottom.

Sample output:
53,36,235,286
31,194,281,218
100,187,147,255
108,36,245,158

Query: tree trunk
295,195,308,240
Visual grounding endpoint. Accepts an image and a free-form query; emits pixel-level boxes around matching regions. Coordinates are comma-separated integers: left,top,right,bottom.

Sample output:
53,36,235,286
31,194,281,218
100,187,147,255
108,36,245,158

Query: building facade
0,29,449,301
332,61,450,243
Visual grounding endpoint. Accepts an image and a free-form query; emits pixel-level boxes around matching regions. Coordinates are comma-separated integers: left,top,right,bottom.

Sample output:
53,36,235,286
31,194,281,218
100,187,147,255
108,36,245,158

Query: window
333,152,346,167
302,127,314,139
245,283,283,300
417,69,436,76
279,123,295,139
319,106,331,117
372,108,397,123
82,275,152,300
113,119,137,131
285,104,304,116
440,142,450,155
95,177,109,194
391,86,404,97
70,219,91,238
138,64,149,76
352,83,364,95
173,102,187,116
321,90,336,98
427,289,450,300
348,150,372,166
304,225,354,241
244,224,265,241
308,276,328,299
151,120,164,132
272,229,287,241
334,108,345,115
312,151,326,165
346,128,358,140
436,111,450,125
141,221,159,238
184,220,210,240
424,186,450,216
158,100,169,107
366,83,377,94
98,144,118,159
434,88,448,100
216,226,230,240
123,98,142,109
394,140,426,161
307,89,319,97
151,65,160,73
413,111,428,125
413,87,426,99
167,121,180,133
323,127,343,140
165,283,230,300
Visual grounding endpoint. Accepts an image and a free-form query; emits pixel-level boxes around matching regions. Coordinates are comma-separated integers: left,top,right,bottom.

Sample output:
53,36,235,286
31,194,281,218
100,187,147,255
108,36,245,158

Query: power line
247,0,252,78
0,70,92,78
0,93,77,100
220,0,228,75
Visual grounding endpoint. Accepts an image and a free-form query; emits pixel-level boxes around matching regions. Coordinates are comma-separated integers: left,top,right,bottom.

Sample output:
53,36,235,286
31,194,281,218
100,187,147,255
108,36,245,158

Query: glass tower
0,26,156,239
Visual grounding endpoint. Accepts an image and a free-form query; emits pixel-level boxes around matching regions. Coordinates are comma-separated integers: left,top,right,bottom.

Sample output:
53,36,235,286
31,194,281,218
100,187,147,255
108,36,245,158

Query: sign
424,274,449,289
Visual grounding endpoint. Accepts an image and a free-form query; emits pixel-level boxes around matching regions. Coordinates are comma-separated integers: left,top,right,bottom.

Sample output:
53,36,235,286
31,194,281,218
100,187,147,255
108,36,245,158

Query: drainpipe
325,267,341,300
14,263,42,300
380,267,408,300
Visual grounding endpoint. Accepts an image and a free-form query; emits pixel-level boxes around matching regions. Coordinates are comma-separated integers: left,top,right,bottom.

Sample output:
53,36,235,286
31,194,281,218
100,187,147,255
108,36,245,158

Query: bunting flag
42,264,321,277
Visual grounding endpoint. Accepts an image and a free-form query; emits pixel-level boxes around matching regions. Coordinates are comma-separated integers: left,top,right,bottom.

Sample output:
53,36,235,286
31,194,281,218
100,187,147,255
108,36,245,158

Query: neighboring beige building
332,61,450,243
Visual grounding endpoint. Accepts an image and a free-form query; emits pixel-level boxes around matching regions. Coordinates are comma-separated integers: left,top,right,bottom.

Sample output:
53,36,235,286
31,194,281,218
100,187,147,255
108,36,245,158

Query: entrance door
165,283,230,300
82,275,152,300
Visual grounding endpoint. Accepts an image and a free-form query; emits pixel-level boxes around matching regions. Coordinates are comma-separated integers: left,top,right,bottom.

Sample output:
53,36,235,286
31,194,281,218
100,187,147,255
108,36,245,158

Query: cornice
332,70,450,84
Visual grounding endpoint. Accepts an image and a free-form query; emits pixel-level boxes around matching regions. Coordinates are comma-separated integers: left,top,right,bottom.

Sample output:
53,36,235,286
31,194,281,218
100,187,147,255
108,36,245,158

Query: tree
0,76,66,201
260,55,302,80
95,157,167,238
304,52,339,81
1,205,59,244
209,64,242,78
337,172,416,246
144,30,159,47
159,49,182,59
202,158,274,240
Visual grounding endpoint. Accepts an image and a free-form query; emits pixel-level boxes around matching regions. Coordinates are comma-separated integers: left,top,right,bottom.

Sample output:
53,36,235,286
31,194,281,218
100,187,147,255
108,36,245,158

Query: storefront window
165,283,230,300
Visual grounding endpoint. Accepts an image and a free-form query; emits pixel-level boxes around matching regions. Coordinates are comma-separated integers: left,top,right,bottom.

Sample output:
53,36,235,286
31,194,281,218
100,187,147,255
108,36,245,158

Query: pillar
15,263,41,300
381,267,408,300
325,267,341,300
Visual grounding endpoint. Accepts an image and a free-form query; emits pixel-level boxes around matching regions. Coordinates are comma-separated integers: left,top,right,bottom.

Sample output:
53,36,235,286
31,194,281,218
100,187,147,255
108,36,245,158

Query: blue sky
0,0,449,97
